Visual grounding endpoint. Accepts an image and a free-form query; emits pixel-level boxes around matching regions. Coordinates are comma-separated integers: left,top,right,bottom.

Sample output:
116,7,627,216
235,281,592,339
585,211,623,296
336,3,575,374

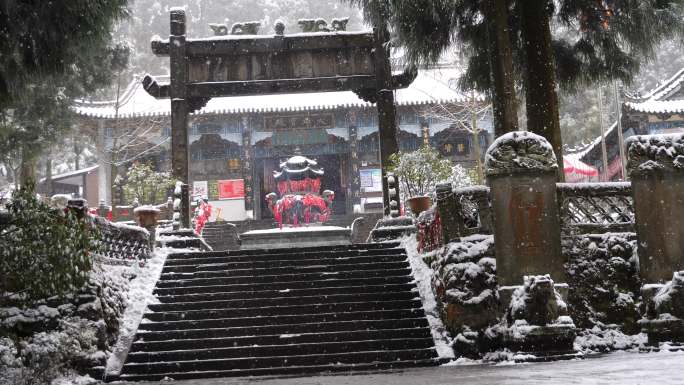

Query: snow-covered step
160,260,410,280
164,241,400,258
119,242,439,381
153,268,412,288
121,348,438,376
125,338,436,363
135,316,430,341
163,246,405,265
144,299,424,322
153,282,417,303
152,275,414,295
130,327,433,352
161,253,407,273
117,358,439,382
148,291,418,311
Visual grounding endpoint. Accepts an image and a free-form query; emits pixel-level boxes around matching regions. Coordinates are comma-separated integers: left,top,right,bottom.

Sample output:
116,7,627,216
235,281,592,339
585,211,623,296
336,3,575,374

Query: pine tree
0,1,130,184
0,0,129,106
350,0,684,179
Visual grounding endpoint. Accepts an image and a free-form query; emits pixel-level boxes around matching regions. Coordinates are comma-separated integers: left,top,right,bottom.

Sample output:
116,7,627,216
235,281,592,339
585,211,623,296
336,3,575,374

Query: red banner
217,179,245,200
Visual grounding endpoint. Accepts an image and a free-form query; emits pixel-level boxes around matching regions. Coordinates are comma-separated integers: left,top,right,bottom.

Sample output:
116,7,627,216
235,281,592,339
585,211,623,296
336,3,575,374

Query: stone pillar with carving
241,116,254,218
627,134,684,283
485,131,564,288
627,134,684,344
348,120,361,213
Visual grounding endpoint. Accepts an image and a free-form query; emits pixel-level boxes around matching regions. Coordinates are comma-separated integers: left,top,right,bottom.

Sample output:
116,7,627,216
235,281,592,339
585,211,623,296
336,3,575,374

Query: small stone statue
231,21,261,35
331,17,349,31
274,20,285,35
298,17,349,33
209,23,228,36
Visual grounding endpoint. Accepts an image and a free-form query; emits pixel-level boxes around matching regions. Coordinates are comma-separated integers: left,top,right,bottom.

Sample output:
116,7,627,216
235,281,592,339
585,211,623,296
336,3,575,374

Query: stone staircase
116,242,440,381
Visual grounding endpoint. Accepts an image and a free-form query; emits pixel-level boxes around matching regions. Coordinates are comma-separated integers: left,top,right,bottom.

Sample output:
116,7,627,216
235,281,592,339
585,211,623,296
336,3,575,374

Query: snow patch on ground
574,326,647,353
51,373,98,385
104,245,181,376
243,226,348,234
401,235,455,360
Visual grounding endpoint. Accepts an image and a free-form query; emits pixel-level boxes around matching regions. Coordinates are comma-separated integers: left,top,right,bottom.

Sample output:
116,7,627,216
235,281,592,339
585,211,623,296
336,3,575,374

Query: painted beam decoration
144,15,414,101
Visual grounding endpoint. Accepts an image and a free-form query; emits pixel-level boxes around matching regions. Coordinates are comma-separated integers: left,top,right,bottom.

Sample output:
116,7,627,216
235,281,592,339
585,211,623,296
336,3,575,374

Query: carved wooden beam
143,71,415,102
151,32,374,57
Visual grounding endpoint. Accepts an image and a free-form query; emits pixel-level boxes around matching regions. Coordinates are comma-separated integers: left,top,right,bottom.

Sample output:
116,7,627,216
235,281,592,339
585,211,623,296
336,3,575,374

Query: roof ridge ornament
297,17,349,33
209,21,261,36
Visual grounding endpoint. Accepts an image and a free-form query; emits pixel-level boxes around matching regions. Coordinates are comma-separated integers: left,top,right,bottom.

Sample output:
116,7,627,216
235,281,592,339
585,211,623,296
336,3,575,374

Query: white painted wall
209,199,247,221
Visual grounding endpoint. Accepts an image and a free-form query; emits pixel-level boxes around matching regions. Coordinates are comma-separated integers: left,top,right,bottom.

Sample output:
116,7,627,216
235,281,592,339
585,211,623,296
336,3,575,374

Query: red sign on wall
217,179,245,200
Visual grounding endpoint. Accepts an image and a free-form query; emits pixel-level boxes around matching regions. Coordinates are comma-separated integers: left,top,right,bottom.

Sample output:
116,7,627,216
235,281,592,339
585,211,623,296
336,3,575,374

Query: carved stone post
348,122,361,213
627,134,684,283
98,200,109,219
134,206,160,250
485,131,564,287
169,8,191,228
241,116,254,218
435,183,461,244
66,198,88,220
373,26,399,216
383,172,400,217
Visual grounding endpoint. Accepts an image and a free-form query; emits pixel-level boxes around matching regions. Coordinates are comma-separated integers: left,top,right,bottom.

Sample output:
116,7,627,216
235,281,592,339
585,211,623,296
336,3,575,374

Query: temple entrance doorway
257,154,348,220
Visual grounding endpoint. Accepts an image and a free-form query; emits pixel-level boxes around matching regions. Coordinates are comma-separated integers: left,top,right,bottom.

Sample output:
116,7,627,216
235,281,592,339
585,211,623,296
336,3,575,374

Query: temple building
73,68,491,221
575,68,684,181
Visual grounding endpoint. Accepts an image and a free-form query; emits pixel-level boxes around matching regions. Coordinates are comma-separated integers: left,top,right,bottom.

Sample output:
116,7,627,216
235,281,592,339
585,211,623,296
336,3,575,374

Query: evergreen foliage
0,183,97,303
0,1,130,184
0,0,129,106
113,162,175,205
388,146,455,199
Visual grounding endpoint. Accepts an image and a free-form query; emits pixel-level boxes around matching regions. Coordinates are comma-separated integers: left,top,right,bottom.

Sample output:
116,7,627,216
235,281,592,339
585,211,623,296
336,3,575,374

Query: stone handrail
435,184,492,243
92,216,151,264
556,182,634,235
416,207,442,253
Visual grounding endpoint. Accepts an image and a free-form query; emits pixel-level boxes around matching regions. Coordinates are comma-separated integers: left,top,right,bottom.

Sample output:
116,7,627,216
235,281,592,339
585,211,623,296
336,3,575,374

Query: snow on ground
51,373,98,385
243,226,348,234
401,235,455,360
574,326,648,353
144,349,684,385
105,244,185,377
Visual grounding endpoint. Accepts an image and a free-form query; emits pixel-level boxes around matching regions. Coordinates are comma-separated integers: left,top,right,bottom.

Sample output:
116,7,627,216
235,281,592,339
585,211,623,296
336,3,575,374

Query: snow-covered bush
388,146,455,200
446,164,474,190
0,183,97,303
0,320,101,385
113,162,175,205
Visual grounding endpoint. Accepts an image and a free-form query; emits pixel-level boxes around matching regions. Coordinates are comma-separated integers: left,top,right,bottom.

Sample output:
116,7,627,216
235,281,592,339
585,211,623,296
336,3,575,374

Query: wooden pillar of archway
373,26,399,216
169,9,191,228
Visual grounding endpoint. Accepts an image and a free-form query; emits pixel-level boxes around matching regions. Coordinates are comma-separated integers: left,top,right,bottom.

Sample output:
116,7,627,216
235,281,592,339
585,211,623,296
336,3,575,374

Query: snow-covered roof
39,165,98,185
72,69,478,119
570,68,684,162
624,99,684,114
625,68,684,114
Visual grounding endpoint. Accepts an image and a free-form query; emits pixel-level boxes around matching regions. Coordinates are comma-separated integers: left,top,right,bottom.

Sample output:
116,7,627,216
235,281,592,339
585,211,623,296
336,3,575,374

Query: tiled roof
73,69,482,119
625,68,684,114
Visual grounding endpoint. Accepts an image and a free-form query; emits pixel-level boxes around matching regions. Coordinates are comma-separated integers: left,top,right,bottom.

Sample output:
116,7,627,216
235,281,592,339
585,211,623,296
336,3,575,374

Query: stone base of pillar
490,275,577,357
640,271,684,345
367,216,416,242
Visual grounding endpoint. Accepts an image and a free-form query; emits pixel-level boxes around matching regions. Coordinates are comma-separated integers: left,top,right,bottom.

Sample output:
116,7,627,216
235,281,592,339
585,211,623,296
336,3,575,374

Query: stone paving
122,350,684,385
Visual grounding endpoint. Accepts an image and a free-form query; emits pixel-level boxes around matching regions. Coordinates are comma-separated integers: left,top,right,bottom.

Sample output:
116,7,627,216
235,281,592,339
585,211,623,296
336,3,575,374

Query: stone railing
416,208,442,253
434,184,492,245
96,198,174,224
556,182,635,236
92,216,151,265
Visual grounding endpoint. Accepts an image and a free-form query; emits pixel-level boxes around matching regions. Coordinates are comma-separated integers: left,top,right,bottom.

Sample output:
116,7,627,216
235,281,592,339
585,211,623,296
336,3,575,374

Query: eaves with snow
567,67,684,164
624,68,684,115
72,69,485,120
